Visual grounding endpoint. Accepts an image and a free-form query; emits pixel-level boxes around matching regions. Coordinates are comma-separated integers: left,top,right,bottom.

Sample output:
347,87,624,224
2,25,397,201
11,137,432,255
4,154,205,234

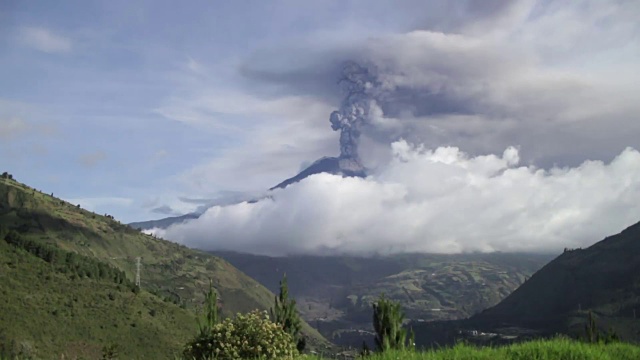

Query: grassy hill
0,176,329,357
470,220,640,342
0,232,196,359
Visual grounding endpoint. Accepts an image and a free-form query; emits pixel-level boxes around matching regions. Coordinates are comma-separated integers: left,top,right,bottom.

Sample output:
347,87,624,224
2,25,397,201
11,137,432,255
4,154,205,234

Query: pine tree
584,310,599,343
270,273,305,351
583,310,619,344
197,280,219,336
372,294,414,352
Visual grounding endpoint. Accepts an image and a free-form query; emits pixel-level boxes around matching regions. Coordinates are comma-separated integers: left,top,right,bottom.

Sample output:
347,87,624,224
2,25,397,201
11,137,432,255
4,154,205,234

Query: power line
135,256,141,288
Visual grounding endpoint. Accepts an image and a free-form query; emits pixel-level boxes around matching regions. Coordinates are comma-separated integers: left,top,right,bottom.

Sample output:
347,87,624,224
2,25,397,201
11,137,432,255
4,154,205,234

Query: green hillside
470,221,640,342
0,176,329,357
0,232,196,359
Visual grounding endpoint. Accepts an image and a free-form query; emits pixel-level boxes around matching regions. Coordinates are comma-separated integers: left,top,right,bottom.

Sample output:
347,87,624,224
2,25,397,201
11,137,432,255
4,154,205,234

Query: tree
583,310,619,344
372,294,414,352
270,273,305,351
197,280,219,336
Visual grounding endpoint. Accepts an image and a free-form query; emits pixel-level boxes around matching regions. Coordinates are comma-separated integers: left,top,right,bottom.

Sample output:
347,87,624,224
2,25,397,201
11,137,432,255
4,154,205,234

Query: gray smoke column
270,61,376,190
329,62,378,172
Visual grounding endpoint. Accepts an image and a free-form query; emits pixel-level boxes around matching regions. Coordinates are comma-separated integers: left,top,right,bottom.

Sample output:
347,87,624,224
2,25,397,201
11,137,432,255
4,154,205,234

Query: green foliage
183,310,298,360
271,274,305,351
373,294,414,353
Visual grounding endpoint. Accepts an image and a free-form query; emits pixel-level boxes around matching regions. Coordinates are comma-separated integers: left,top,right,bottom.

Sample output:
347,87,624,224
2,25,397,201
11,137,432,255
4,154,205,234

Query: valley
212,251,552,347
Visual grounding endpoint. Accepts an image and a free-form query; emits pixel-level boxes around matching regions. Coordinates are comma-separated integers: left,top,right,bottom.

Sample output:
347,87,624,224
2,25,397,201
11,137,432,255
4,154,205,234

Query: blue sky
2,1,640,254
1,0,346,220
2,0,453,222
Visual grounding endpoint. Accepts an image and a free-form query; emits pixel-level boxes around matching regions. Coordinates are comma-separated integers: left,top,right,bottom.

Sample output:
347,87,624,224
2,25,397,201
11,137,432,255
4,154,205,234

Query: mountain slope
270,156,366,190
0,233,197,359
471,221,640,341
0,177,330,354
128,213,199,231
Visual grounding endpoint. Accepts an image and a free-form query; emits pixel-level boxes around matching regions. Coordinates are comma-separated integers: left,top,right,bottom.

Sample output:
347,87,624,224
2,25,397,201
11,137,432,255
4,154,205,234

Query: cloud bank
149,142,640,256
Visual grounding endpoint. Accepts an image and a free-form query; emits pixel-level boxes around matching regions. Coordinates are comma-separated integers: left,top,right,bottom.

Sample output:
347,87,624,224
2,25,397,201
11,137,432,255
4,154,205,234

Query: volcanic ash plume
270,62,377,189
329,61,378,173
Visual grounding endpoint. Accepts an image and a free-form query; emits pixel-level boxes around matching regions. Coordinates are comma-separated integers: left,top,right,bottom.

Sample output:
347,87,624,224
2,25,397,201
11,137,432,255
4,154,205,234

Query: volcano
131,62,372,230
130,155,366,230
270,156,366,190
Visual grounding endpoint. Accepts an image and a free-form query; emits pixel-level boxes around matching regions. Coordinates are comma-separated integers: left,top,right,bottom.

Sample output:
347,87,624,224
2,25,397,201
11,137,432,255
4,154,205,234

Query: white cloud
0,117,30,140
78,151,107,167
64,197,133,213
156,91,332,128
152,142,640,256
157,91,338,192
186,57,206,73
19,27,72,53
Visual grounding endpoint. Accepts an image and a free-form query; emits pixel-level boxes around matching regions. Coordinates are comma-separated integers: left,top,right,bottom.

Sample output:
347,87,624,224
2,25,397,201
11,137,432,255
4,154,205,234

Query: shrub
183,310,298,360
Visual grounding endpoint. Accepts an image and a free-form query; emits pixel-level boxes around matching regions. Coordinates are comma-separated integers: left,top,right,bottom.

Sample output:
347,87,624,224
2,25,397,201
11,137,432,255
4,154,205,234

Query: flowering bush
183,310,298,360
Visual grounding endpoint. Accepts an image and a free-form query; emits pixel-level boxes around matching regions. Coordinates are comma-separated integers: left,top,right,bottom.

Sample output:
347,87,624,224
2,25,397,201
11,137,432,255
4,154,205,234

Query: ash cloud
239,1,640,169
151,1,640,256
329,62,378,172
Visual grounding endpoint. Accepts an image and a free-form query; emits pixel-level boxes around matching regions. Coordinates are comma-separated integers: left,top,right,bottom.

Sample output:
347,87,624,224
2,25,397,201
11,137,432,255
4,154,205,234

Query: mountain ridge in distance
458,220,640,342
270,156,366,190
131,155,366,230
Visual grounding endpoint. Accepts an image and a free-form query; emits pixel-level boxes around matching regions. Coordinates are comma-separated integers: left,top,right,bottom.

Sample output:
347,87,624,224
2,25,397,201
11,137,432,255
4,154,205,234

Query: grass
316,338,640,360
2,337,637,359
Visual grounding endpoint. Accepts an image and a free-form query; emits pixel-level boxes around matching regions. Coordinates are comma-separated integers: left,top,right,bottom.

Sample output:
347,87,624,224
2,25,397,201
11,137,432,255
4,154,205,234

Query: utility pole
135,257,141,288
